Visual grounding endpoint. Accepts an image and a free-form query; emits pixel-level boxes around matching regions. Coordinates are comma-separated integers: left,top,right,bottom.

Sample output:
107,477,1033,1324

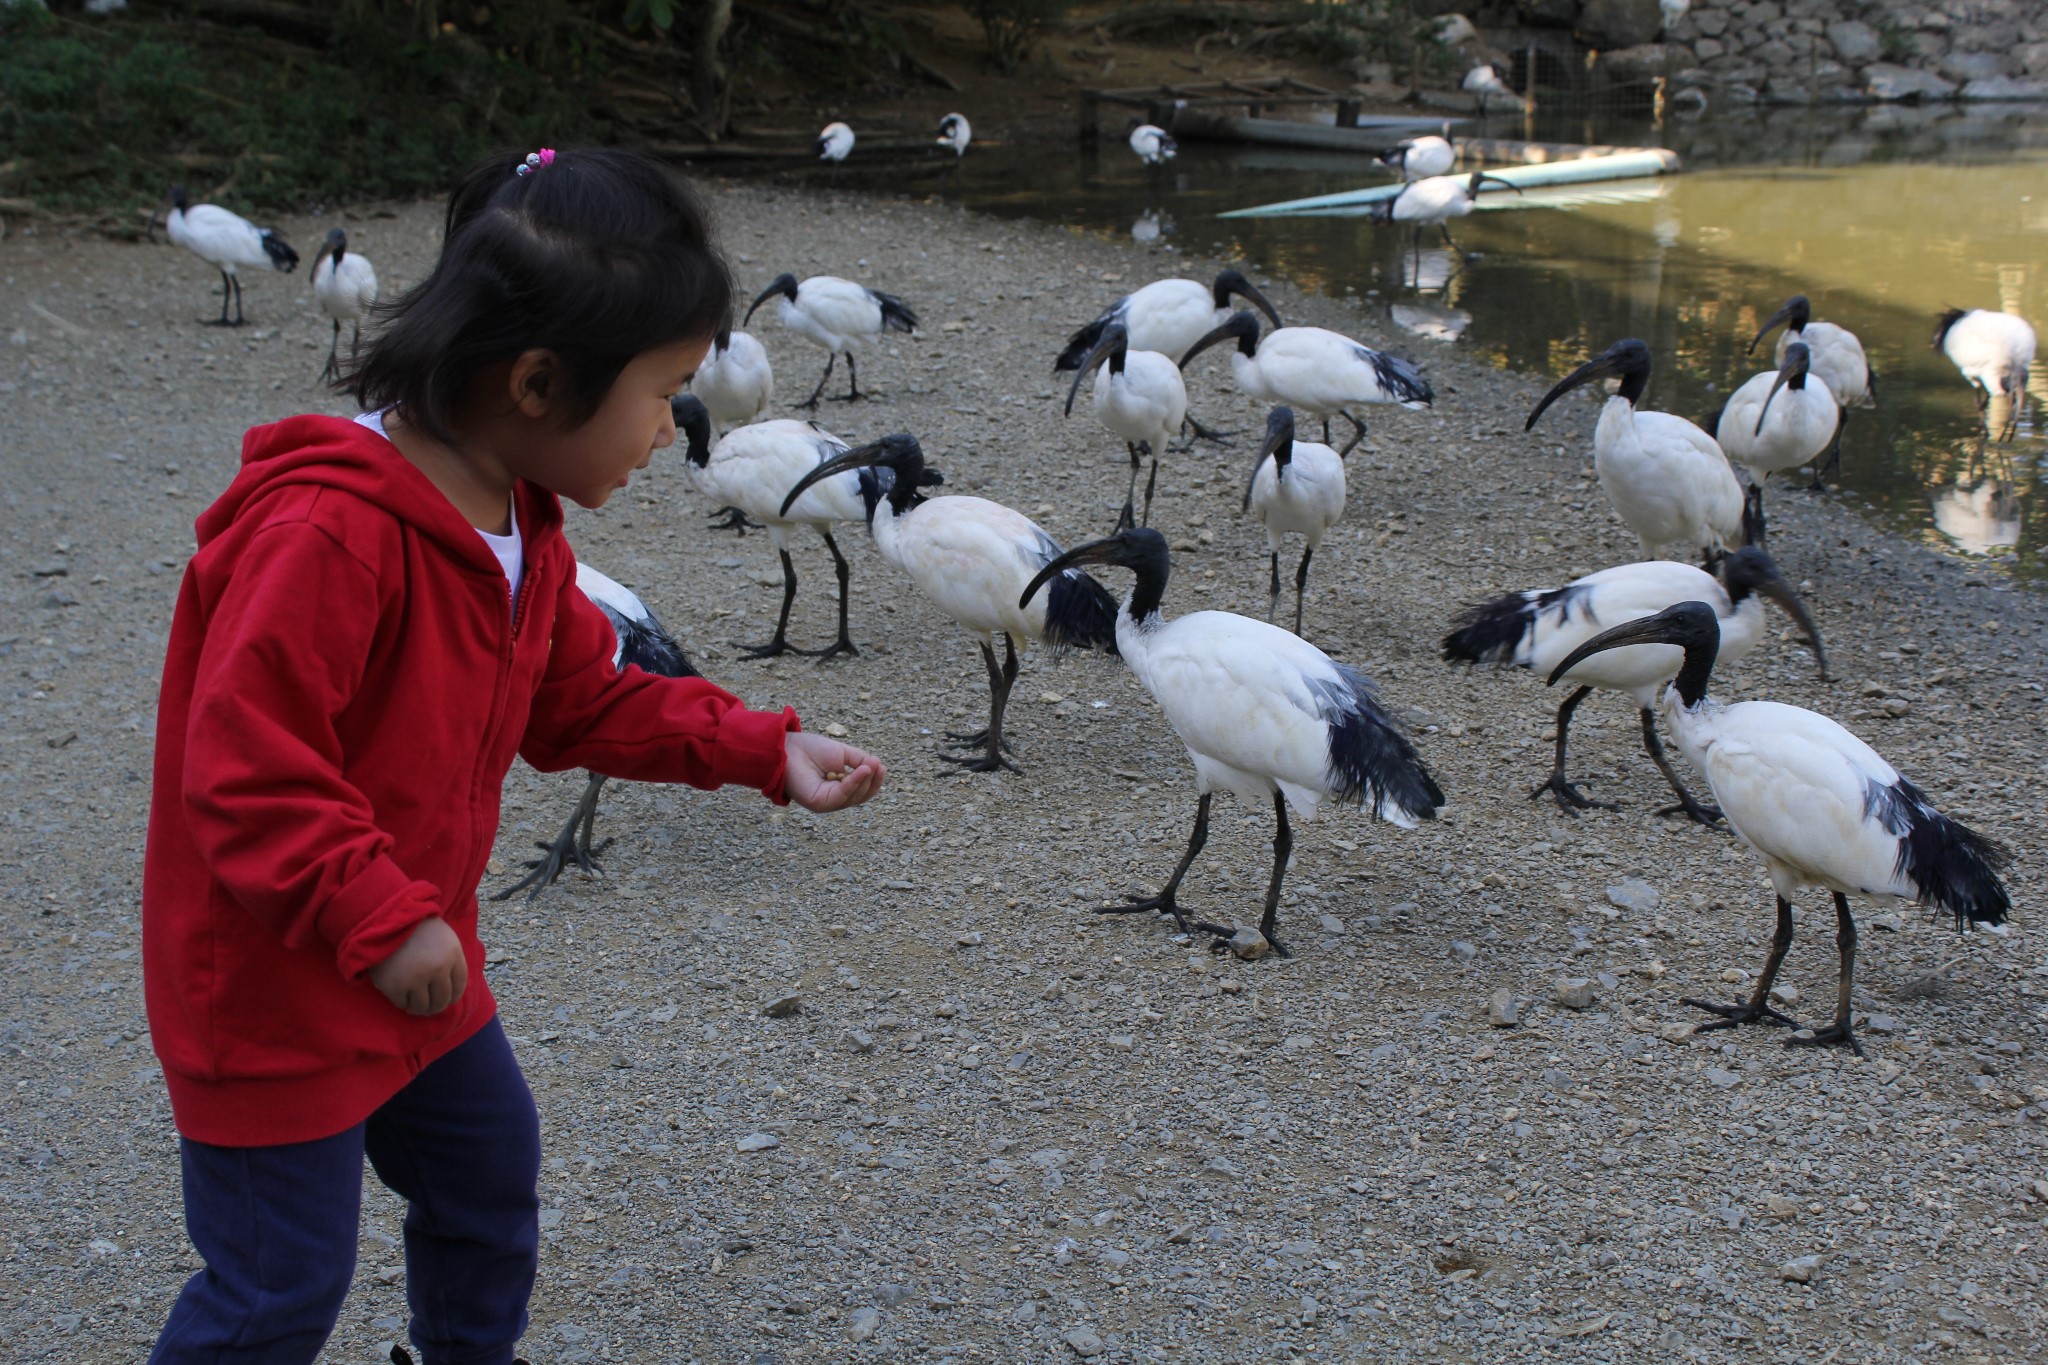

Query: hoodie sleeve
520,565,798,801
181,520,443,982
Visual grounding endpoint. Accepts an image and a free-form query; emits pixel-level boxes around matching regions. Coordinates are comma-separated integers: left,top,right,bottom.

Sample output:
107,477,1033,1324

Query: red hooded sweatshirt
144,415,798,1146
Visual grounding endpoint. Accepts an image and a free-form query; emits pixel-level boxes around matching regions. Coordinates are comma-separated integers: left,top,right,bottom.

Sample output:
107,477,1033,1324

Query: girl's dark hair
347,147,732,443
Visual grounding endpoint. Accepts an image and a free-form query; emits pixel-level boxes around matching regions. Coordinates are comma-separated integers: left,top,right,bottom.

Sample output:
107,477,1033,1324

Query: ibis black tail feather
1317,663,1445,824
1699,402,1726,440
1041,567,1121,656
1366,348,1433,407
873,290,919,334
260,231,299,273
1055,313,1114,373
1864,777,2012,929
1443,583,1585,667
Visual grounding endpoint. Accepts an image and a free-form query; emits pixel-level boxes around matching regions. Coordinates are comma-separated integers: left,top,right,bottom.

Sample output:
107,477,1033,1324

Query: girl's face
511,337,711,509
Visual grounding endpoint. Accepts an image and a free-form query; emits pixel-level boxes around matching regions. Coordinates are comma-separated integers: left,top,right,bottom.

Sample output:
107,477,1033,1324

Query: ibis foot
1528,771,1617,814
1198,923,1290,959
938,749,1020,775
737,637,826,660
1787,1021,1865,1057
1097,893,1198,938
707,506,762,534
942,728,1014,754
1654,795,1725,826
1184,414,1236,443
1680,996,1802,1031
493,832,612,903
810,638,860,664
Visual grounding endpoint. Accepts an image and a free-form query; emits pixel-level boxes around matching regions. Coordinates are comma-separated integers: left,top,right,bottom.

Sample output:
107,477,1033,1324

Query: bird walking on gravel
1933,306,2036,442
150,185,299,327
309,228,378,383
1064,321,1187,530
1242,406,1346,639
1444,548,1825,825
781,433,1119,775
745,272,917,408
1021,527,1443,956
1747,294,1873,488
1179,311,1432,458
494,564,699,901
689,328,774,434
1707,342,1838,544
1548,601,2009,1054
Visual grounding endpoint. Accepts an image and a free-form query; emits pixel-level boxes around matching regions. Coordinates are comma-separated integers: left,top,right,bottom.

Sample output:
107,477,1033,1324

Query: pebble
1317,913,1346,935
1769,983,1799,1006
736,1132,780,1152
1605,878,1659,913
1780,1254,1821,1283
846,1307,881,1342
956,931,984,947
1867,1014,1898,1034
1062,1326,1105,1357
1555,977,1596,1010
1450,939,1478,961
1228,927,1270,961
845,1029,877,1054
1487,988,1520,1028
1703,1068,1741,1089
761,993,802,1018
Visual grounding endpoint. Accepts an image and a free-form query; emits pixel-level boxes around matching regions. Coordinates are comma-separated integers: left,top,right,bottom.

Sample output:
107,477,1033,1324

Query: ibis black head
1019,526,1171,621
316,227,347,274
1246,406,1299,510
1931,307,1968,352
1066,321,1131,417
779,432,931,520
1749,294,1811,355
712,326,733,354
148,184,191,242
1180,310,1261,370
1718,545,1828,681
1526,338,1652,431
1548,600,1722,708
1212,269,1282,330
744,273,800,325
1466,170,1522,197
1754,341,1812,436
671,394,712,467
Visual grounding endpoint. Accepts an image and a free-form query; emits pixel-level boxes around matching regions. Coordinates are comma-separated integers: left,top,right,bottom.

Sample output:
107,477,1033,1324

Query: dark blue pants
150,1016,541,1365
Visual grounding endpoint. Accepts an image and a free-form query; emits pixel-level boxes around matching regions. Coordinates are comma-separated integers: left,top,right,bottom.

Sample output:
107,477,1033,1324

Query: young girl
142,147,883,1364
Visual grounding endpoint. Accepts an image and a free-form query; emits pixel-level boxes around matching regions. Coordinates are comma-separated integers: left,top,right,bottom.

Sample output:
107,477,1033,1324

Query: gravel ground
3,182,2047,1365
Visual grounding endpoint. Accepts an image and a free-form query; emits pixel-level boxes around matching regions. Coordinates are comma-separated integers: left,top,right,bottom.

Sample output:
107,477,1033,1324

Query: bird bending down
309,228,378,384
1549,602,2009,1053
1021,528,1443,955
1710,342,1838,543
690,328,775,434
1933,307,2036,442
1747,294,1873,488
1180,311,1433,458
1370,170,1522,256
1063,321,1188,530
1444,547,1826,824
781,434,1118,774
494,564,699,901
1376,133,1454,181
151,185,299,326
1242,406,1347,638
673,395,868,660
937,113,972,157
1526,338,1748,564
1464,63,1513,114
1130,123,1178,165
815,121,855,163
745,273,918,407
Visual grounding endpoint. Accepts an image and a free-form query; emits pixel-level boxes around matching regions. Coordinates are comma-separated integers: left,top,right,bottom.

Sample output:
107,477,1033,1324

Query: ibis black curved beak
1214,269,1282,330
1065,322,1130,417
1020,534,1122,611
1526,339,1650,432
1473,172,1523,196
1719,545,1828,682
1546,600,1719,688
1179,310,1260,372
1245,406,1297,510
778,434,924,517
1753,342,1812,437
1747,295,1806,356
670,395,713,467
744,273,799,326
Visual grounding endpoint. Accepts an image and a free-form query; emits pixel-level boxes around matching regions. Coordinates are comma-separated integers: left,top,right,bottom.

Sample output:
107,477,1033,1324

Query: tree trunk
692,0,735,139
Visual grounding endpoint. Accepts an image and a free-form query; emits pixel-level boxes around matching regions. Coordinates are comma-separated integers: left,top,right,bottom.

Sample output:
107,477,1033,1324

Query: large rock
1862,63,1958,102
1600,42,1698,81
1940,51,2011,83
1961,75,2048,101
1578,0,1665,48
2019,41,2048,76
1825,19,1882,65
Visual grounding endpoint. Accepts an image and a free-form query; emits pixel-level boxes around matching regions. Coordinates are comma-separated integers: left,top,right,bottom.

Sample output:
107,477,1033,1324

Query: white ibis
1242,406,1346,638
1130,123,1178,165
1747,294,1874,487
937,113,971,157
815,121,855,163
1020,527,1443,955
1933,307,2036,442
1709,342,1839,541
309,227,378,383
1444,547,1826,824
672,395,868,660
1525,339,1748,564
689,328,774,433
150,185,299,326
1549,601,2010,1053
745,273,918,408
1179,311,1433,458
1376,133,1454,181
1063,321,1188,529
780,434,1118,773
1370,170,1523,254
494,563,700,901
1464,62,1514,114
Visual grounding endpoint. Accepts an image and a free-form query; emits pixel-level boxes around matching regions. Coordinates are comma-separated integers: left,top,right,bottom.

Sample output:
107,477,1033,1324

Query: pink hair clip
515,148,557,177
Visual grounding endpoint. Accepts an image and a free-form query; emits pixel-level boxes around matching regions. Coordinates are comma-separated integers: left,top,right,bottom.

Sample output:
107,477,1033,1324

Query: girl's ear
506,349,561,418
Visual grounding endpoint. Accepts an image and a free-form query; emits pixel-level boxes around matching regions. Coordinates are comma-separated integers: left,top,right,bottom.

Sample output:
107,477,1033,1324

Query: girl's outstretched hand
783,730,885,812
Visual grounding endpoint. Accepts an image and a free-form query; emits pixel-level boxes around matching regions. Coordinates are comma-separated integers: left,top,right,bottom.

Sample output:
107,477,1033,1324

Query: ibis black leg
800,352,837,409
1292,545,1314,637
1265,550,1282,623
811,529,859,662
1321,415,1332,445
834,351,863,402
1788,891,1864,1055
1118,443,1141,530
320,320,342,383
1100,792,1211,936
1641,707,1723,825
942,636,1017,755
706,506,763,534
1184,412,1235,443
1439,223,1458,252
1140,442,1160,526
231,275,246,327
1528,686,1617,813
1334,410,1368,459
1808,409,1847,491
739,548,803,658
1682,893,1803,1030
205,270,235,326
1744,480,1769,546
1251,791,1294,957
941,636,1021,774
348,321,362,368
492,772,612,902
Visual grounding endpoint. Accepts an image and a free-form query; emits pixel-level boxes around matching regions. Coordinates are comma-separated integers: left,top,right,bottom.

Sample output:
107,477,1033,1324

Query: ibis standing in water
780,434,1119,774
1548,602,2010,1052
309,228,378,383
1377,132,1454,180
672,396,869,660
936,113,972,157
1242,407,1347,638
815,121,855,163
150,185,299,326
1747,294,1874,487
1179,311,1433,457
1933,307,2037,442
1130,123,1178,165
1063,321,1188,529
1710,341,1838,542
745,272,918,407
1464,62,1514,114
1370,170,1523,255
494,564,700,900
1021,527,1443,955
1526,339,1748,564
689,329,775,433
1444,548,1826,824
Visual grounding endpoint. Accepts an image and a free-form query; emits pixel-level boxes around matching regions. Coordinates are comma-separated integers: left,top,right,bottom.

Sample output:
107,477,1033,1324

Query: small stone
823,722,850,738
1228,927,1270,962
846,1306,882,1342
1555,977,1596,1010
956,931,984,947
845,1029,877,1054
1062,1326,1106,1357
1720,967,1749,984
1451,939,1478,961
1318,913,1346,936
1866,1014,1898,1035
1769,983,1799,1006
1606,879,1659,913
1487,988,1520,1028
1097,1247,1131,1268
1107,1033,1135,1051
761,994,803,1018
736,1131,781,1152
1704,1067,1741,1089
1780,1254,1821,1283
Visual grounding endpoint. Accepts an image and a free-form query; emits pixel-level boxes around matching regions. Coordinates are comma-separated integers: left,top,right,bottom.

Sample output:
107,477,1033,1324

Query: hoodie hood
198,414,563,574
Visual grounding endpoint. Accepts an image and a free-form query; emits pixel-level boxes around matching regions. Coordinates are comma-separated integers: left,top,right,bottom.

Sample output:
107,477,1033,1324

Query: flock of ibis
141,129,2031,1057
